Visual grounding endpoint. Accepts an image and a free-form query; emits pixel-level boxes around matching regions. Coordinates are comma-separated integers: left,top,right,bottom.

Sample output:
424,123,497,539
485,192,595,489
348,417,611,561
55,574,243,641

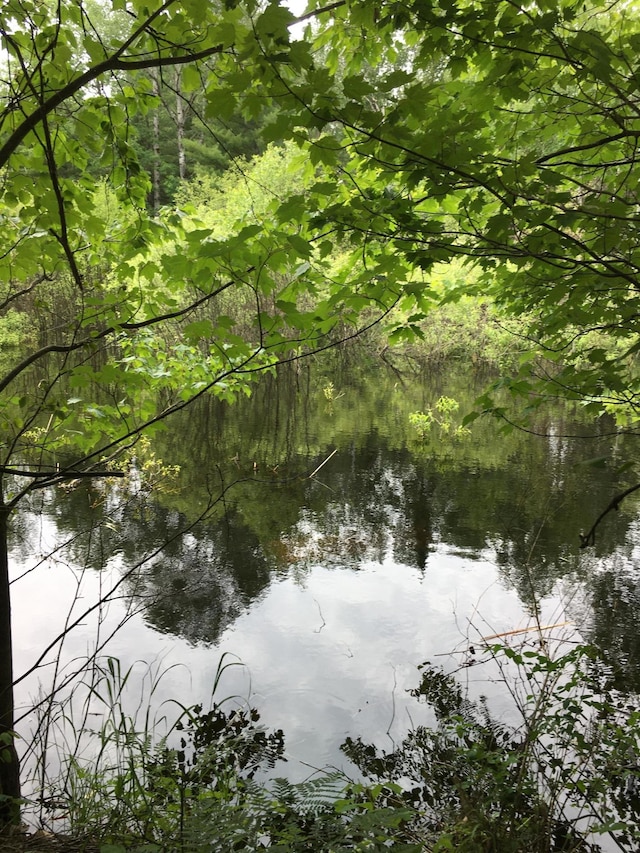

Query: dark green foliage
343,668,563,852
50,644,640,852
343,648,640,852
130,78,274,205
173,703,286,788
59,697,420,851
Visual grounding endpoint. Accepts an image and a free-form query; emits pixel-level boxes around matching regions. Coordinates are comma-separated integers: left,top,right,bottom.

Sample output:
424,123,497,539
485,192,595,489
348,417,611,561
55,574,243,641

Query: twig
386,666,397,742
580,482,640,547
313,599,326,633
481,621,571,641
308,448,338,479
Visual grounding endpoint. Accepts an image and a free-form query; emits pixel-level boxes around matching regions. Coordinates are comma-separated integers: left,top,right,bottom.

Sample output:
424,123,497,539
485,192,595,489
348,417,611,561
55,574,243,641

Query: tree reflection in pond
10,362,640,709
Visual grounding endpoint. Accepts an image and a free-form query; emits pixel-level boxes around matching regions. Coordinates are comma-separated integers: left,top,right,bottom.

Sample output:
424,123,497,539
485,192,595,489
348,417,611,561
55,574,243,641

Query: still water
9,362,640,794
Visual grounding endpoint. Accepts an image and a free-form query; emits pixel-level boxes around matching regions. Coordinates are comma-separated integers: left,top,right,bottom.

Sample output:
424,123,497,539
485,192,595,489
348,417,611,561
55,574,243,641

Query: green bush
0,309,33,356
343,643,640,852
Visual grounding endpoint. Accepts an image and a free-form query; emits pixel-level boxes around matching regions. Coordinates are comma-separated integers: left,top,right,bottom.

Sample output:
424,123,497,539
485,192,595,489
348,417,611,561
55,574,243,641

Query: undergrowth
344,640,640,852
19,639,640,852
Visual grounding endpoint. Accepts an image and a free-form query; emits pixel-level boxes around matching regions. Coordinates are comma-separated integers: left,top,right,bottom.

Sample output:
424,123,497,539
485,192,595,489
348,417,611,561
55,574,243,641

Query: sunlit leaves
4,0,640,473
257,0,640,423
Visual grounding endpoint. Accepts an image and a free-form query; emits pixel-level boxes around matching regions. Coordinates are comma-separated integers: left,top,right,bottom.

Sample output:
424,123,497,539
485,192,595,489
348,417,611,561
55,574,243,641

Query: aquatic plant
409,397,471,442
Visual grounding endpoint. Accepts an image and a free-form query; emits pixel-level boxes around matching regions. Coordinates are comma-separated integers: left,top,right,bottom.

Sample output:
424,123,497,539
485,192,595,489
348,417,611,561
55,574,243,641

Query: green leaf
181,64,202,94
255,3,295,40
183,320,214,342
287,233,312,258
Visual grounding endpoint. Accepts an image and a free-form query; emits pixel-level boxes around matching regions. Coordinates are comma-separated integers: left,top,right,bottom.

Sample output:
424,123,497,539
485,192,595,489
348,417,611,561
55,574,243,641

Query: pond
10,359,640,805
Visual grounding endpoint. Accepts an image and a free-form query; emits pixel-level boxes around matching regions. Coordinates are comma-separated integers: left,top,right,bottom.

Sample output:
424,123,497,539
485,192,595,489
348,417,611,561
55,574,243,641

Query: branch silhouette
580,482,640,548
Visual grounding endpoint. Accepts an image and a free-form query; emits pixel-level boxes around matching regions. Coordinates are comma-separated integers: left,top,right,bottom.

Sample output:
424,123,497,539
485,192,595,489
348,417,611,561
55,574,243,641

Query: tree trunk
151,69,161,215
175,68,186,182
0,505,20,827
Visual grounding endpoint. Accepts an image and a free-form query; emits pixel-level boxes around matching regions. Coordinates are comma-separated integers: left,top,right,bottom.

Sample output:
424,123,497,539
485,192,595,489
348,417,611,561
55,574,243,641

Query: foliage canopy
3,0,640,484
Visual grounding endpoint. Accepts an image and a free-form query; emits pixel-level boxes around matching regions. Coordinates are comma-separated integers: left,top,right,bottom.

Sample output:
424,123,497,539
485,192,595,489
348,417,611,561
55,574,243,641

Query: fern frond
269,772,348,815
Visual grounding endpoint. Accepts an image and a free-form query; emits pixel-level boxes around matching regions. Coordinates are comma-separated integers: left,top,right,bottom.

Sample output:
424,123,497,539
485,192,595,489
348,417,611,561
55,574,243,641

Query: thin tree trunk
151,69,161,215
175,68,186,182
0,504,20,827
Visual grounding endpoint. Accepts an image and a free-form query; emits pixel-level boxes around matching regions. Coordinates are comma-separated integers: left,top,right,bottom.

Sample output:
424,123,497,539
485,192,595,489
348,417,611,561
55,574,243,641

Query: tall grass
24,654,252,844
23,650,419,851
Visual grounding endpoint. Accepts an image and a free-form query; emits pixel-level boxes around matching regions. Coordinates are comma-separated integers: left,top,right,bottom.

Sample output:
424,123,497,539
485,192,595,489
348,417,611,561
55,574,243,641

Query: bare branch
579,482,640,548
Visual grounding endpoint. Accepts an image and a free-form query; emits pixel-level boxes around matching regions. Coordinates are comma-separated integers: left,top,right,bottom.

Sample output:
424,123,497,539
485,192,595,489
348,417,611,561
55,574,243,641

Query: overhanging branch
0,277,237,395
0,1,346,171
0,46,228,170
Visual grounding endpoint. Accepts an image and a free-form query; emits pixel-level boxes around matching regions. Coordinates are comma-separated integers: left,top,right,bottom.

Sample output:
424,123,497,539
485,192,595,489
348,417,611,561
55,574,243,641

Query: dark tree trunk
0,506,20,827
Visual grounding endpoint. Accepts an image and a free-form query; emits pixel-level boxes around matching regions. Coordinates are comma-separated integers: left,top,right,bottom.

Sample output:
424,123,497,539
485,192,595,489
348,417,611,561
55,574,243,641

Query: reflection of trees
582,551,640,693
16,365,640,665
43,479,186,573
465,431,639,606
43,483,272,645
391,468,433,570
130,506,271,644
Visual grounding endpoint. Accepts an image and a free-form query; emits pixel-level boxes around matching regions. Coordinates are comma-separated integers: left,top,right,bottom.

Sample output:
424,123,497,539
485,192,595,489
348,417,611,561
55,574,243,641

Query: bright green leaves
120,329,254,404
3,0,640,476
265,0,640,419
409,397,470,443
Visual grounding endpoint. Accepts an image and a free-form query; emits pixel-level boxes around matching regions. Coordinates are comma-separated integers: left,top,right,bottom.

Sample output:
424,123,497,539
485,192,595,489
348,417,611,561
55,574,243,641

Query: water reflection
10,362,640,707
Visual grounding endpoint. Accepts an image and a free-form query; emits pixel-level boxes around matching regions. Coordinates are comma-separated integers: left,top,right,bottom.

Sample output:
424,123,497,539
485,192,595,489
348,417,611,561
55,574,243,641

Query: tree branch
0,467,124,479
0,277,237,395
536,131,640,166
579,482,640,548
0,46,227,171
6,294,401,509
0,274,51,313
295,1,346,24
